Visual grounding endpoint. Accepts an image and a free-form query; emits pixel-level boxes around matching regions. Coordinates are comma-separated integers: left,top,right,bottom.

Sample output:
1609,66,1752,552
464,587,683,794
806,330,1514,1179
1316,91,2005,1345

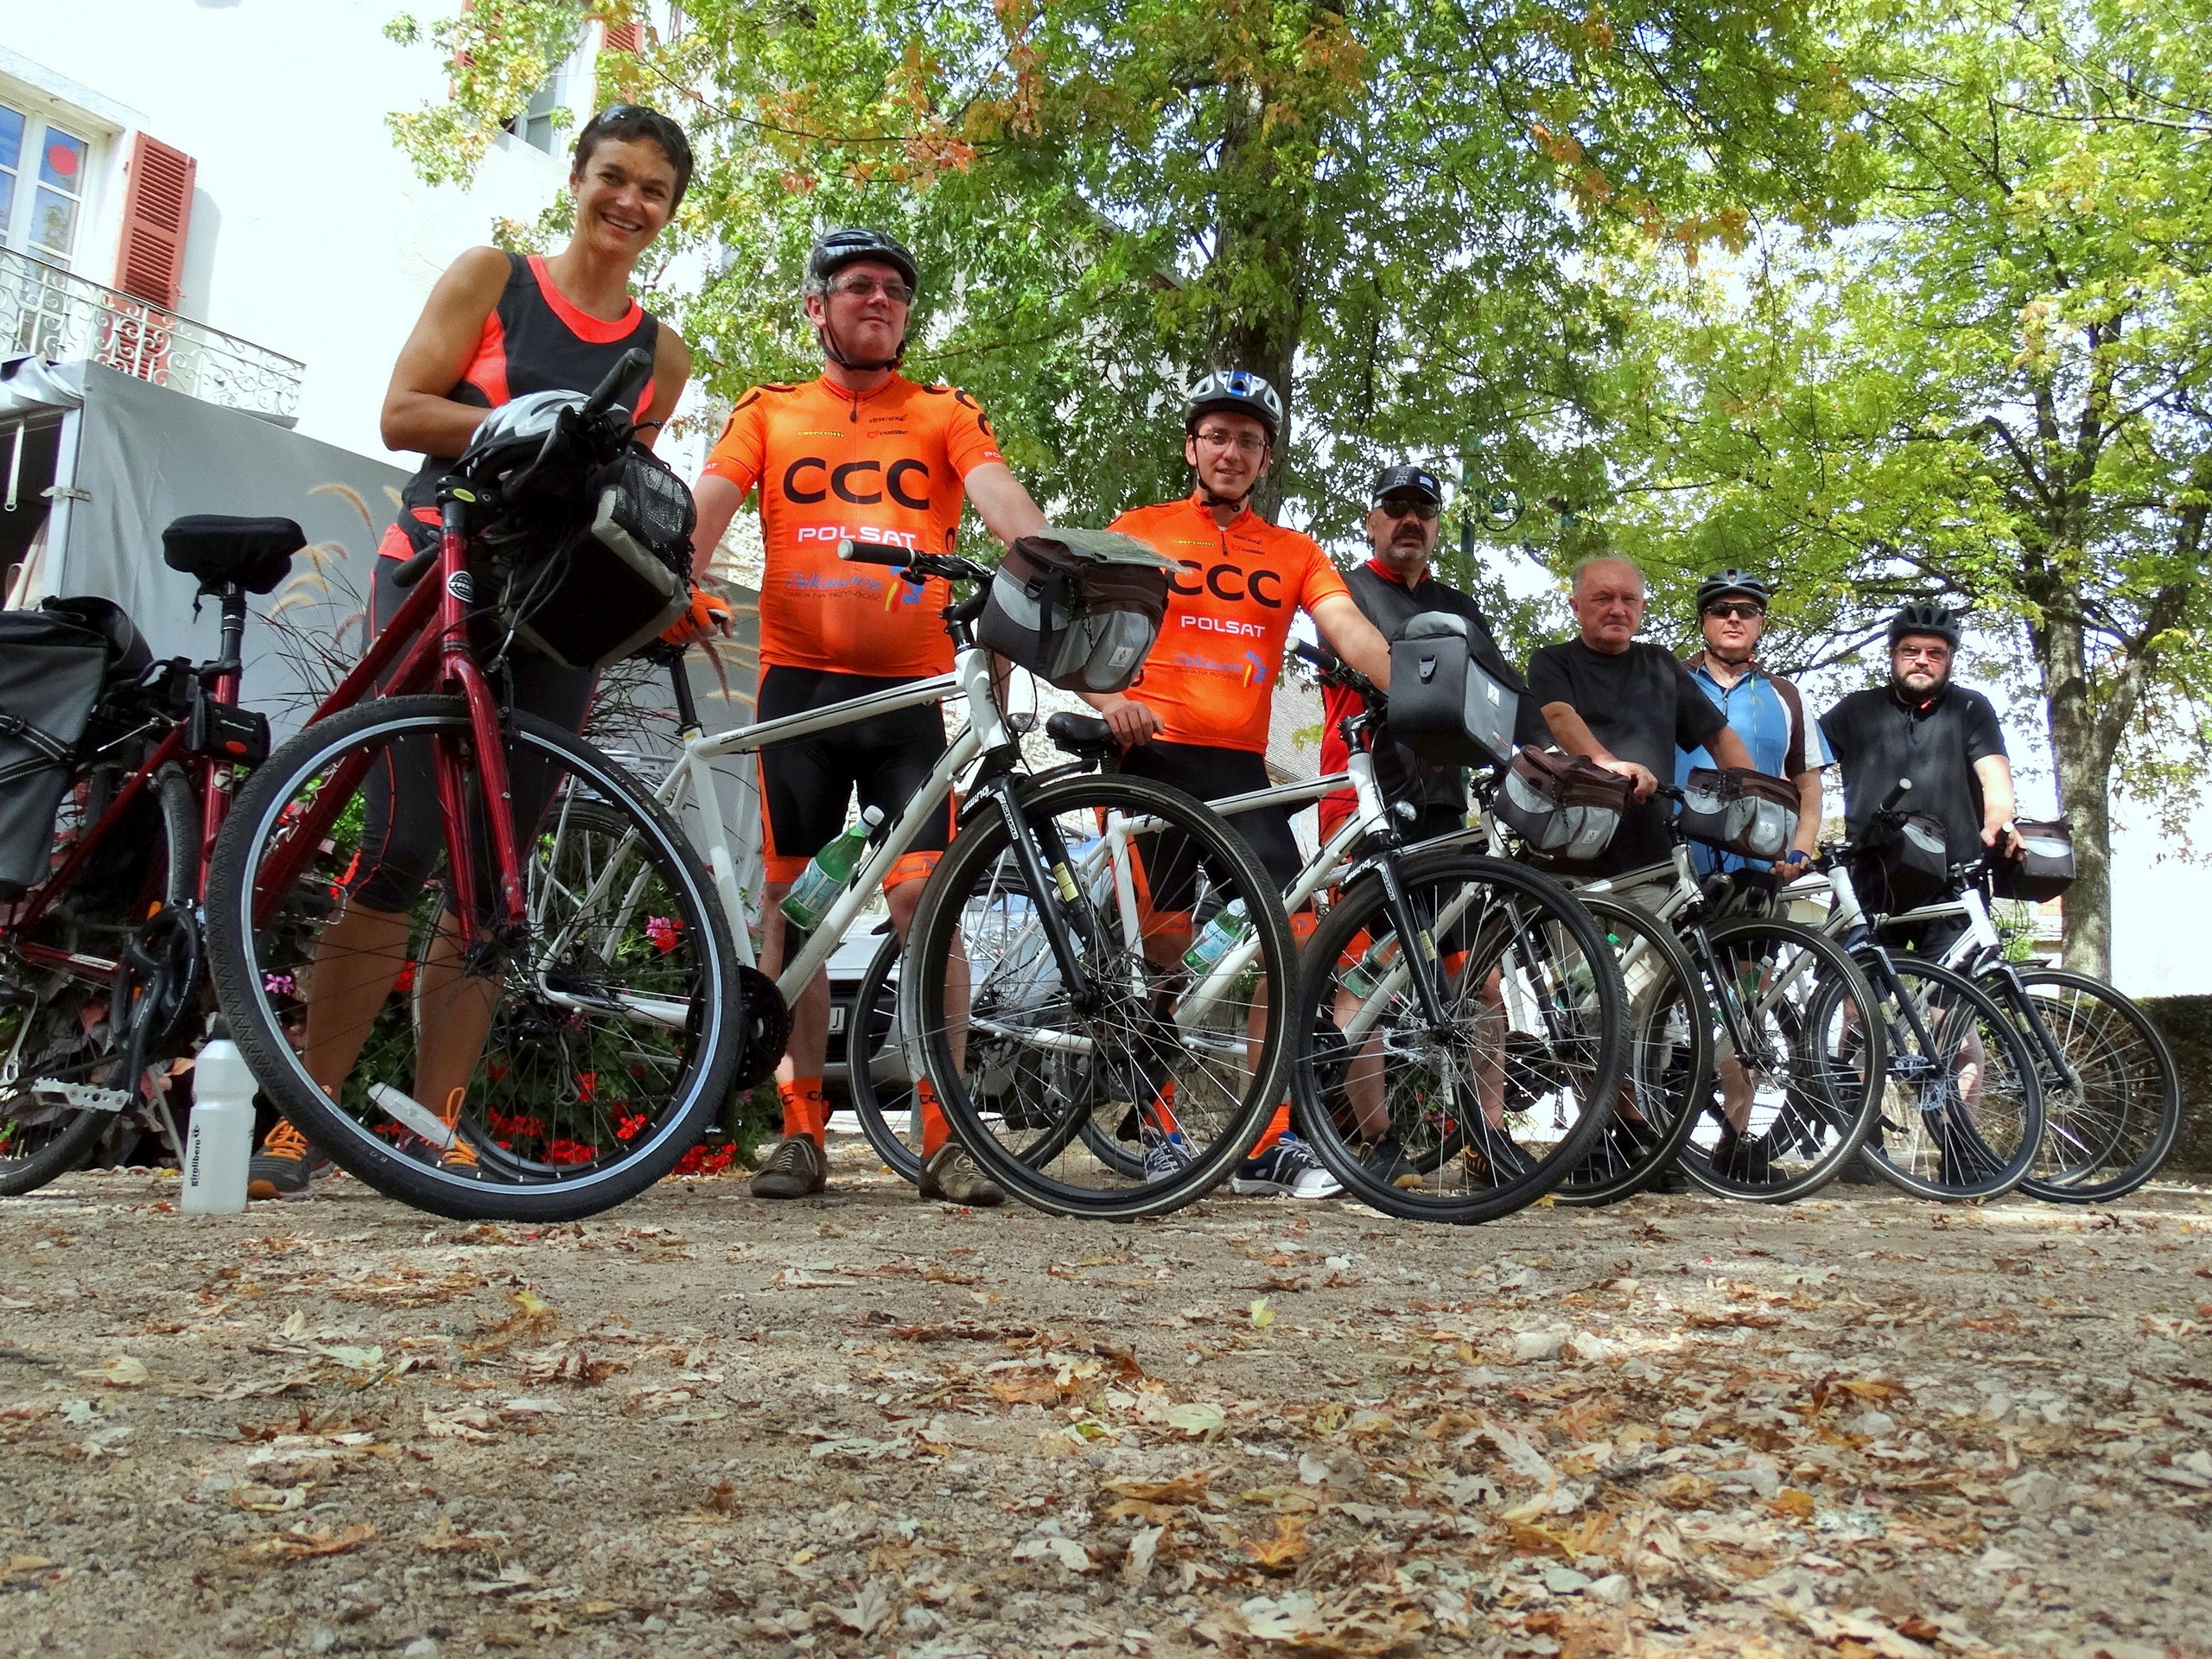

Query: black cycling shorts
755,665,951,890
344,554,596,915
1116,739,1303,923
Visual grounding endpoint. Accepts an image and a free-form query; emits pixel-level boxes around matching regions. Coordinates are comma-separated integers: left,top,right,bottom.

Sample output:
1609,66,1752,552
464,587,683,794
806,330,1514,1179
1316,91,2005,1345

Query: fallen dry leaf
1242,1516,1311,1573
235,1522,375,1563
79,1356,148,1389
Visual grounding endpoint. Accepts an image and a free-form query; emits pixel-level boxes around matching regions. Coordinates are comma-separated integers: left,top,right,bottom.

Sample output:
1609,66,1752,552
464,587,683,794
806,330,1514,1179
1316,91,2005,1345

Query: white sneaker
1142,1135,1193,1183
1230,1135,1344,1199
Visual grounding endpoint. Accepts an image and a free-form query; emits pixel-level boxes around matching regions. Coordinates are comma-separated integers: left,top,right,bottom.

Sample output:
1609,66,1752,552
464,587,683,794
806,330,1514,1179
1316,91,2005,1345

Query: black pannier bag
1988,817,2075,903
507,442,696,671
1854,810,1952,913
1491,748,1636,863
976,528,1177,693
0,598,152,899
1386,611,1519,769
1674,766,1802,862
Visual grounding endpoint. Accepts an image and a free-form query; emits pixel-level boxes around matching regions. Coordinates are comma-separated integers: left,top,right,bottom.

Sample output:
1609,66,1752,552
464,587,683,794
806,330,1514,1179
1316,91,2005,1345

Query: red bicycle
0,518,302,1194
202,350,755,1223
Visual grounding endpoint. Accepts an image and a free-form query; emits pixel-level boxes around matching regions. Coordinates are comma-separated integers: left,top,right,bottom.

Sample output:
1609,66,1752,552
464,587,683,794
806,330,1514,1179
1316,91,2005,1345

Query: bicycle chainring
732,963,793,1092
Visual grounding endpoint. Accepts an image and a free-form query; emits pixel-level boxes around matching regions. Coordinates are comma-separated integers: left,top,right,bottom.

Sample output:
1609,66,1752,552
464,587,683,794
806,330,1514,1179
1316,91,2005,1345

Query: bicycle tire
2,760,196,1196
206,696,744,1223
2000,969,2179,1204
1855,956,2044,1202
1675,916,1885,1204
847,926,923,1184
1293,851,1625,1224
900,772,1294,1221
1554,894,1713,1207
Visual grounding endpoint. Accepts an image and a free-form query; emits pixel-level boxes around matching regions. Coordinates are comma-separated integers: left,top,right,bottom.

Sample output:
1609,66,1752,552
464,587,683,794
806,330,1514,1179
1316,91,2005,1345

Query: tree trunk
2035,605,2115,979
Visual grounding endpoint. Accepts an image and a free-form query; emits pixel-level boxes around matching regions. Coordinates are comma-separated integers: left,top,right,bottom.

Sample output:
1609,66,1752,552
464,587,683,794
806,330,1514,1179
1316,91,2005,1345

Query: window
506,57,571,156
0,99,92,267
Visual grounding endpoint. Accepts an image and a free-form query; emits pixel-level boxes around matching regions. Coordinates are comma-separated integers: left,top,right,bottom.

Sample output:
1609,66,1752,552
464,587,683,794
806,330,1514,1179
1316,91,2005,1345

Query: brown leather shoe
918,1144,1004,1207
748,1135,826,1199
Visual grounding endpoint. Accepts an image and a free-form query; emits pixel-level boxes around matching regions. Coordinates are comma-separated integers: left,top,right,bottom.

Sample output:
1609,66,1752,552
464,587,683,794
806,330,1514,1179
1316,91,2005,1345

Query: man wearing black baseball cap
1314,464,1540,847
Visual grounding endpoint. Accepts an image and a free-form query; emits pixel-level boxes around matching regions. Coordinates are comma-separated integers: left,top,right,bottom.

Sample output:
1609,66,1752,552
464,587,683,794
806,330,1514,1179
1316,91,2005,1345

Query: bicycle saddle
162,516,307,595
1046,712,1116,756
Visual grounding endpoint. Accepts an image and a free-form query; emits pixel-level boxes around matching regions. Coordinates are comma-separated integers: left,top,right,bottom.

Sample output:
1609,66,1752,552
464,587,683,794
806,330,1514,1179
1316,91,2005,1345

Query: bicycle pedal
367,1084,459,1150
30,1079,132,1114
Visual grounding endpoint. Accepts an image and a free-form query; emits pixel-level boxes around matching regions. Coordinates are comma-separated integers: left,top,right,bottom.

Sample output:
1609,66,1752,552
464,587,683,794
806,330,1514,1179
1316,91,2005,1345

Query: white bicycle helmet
457,389,588,477
1185,369,1283,442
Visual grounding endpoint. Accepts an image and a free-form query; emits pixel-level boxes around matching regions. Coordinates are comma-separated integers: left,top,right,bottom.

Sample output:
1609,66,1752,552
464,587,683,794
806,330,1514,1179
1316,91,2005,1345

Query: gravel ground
3,1146,2209,1659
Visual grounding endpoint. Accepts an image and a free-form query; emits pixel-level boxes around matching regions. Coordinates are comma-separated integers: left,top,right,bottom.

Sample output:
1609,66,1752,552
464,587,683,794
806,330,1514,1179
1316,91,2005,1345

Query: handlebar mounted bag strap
1675,766,1802,861
1987,817,2074,903
1492,748,1636,864
976,527,1178,693
1853,809,1952,912
510,442,696,671
1386,611,1520,769
0,601,134,898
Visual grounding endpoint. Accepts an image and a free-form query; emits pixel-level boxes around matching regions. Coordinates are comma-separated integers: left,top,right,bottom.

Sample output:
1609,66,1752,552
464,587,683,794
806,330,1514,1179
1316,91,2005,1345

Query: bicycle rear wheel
205,695,744,1222
1293,853,1624,1224
900,772,1294,1220
2002,969,2177,1204
1857,957,2044,1201
1554,894,1713,1207
2,759,196,1195
1675,918,1884,1203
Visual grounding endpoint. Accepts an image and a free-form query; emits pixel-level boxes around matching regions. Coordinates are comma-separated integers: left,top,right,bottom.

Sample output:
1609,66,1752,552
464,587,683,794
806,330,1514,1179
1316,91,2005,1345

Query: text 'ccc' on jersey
1108,493,1351,754
702,374,1003,678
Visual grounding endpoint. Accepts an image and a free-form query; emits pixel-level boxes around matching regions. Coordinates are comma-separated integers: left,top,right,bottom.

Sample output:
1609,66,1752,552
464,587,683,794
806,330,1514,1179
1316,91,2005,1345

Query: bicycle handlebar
836,538,994,586
838,538,911,569
1879,777,1913,815
584,346,655,423
1293,639,1381,703
391,546,437,590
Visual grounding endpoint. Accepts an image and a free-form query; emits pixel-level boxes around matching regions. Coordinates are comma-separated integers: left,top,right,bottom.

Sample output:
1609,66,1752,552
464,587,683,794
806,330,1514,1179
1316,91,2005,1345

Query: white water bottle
182,1024,257,1215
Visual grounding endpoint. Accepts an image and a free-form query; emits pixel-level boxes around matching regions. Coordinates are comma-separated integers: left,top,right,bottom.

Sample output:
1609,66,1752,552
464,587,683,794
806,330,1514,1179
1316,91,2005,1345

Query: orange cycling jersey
1108,493,1351,753
702,373,1004,677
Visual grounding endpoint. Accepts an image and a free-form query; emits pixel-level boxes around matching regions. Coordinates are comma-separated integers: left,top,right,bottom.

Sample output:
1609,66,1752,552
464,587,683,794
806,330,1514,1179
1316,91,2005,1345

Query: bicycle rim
1293,853,1624,1224
1858,957,2043,1201
206,696,741,1222
847,926,924,1185
2005,969,2180,1204
1554,895,1713,1207
1676,918,1884,1203
902,772,1293,1220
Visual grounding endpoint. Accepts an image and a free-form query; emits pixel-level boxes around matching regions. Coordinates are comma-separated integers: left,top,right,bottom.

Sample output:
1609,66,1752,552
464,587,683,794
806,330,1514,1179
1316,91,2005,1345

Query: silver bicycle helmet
456,389,587,476
1184,369,1283,442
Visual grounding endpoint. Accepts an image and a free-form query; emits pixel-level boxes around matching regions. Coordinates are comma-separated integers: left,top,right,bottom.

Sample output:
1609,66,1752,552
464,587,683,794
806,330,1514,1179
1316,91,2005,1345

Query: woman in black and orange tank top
250,106,700,1200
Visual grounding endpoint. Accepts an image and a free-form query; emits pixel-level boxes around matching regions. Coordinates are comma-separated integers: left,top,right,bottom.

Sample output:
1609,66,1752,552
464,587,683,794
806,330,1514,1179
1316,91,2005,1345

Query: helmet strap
816,308,906,375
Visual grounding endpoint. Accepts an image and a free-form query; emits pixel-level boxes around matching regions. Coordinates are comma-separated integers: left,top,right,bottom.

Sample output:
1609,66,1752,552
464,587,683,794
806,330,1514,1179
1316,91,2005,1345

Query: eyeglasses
828,275,915,305
1194,428,1268,454
1894,643,1952,663
1376,496,1439,522
1703,602,1765,621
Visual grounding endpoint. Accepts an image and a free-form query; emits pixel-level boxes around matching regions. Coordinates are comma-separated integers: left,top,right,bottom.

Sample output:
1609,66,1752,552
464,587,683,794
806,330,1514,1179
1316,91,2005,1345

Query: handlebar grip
1291,640,1329,669
582,346,655,421
391,547,437,590
1879,778,1913,813
836,537,912,569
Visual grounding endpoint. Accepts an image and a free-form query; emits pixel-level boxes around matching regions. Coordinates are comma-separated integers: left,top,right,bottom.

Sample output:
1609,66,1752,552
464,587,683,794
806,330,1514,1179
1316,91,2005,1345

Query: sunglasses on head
1703,601,1765,621
1376,495,1439,521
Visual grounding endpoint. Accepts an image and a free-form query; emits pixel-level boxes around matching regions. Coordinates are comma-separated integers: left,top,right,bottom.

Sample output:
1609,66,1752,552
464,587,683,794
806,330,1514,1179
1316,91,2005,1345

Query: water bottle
1341,934,1403,1000
780,806,885,931
1181,899,1251,980
182,1023,256,1215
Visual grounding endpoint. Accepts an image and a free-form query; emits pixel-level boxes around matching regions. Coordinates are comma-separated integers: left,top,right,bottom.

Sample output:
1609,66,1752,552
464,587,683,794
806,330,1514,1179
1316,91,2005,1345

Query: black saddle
1046,711,1117,756
161,515,307,594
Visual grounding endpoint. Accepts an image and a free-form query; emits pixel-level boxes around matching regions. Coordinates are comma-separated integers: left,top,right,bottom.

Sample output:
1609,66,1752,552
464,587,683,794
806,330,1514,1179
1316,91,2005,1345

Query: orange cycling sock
1143,1078,1181,1141
439,1088,479,1168
1248,1103,1293,1157
779,1077,827,1148
917,1079,950,1157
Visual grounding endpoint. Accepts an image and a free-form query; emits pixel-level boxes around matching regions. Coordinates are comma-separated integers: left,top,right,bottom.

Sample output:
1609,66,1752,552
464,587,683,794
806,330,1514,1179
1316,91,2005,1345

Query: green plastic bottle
780,807,884,931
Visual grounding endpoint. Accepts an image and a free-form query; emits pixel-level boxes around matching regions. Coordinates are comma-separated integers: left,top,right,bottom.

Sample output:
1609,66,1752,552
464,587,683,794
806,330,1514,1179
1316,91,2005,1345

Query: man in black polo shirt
1315,464,1541,846
1820,601,2025,950
1529,556,1756,880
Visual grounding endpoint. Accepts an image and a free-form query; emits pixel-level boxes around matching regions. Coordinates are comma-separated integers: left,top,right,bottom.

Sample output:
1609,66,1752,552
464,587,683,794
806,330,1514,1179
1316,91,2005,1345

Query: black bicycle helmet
1184,369,1284,443
1695,568,1771,611
1888,599,1962,649
805,227,918,295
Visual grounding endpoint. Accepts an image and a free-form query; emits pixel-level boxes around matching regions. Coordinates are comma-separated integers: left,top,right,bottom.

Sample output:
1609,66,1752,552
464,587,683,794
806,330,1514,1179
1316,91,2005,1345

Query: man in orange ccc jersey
1085,369,1395,1199
691,228,1046,1206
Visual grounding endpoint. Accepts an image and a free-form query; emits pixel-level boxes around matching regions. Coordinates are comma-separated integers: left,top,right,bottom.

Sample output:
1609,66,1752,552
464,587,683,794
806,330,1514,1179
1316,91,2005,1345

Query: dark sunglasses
1703,601,1765,621
1376,495,1439,521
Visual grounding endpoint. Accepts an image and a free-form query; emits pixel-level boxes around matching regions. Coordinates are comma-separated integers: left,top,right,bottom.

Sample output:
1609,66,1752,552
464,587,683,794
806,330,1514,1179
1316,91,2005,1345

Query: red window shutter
112,133,196,309
603,20,643,52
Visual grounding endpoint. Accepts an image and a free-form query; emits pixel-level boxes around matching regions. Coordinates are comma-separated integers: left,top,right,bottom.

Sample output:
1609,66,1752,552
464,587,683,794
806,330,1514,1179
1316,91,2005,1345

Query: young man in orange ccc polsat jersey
1085,371,1395,1200
690,229,1047,1207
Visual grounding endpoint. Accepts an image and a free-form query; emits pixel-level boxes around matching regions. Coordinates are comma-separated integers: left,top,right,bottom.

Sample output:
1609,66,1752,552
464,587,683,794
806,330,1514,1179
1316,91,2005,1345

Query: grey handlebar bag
976,528,1178,693
1386,611,1520,769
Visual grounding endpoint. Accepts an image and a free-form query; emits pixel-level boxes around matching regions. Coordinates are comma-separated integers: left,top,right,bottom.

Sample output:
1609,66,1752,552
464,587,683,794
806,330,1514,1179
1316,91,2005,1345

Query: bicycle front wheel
1293,853,1625,1224
1676,918,1885,1203
206,695,744,1222
847,925,925,1185
1858,957,2044,1201
2010,969,2180,1203
900,772,1295,1221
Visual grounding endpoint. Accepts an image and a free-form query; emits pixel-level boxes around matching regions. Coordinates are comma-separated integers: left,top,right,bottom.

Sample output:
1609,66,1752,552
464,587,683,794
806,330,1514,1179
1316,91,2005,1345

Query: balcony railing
0,245,303,424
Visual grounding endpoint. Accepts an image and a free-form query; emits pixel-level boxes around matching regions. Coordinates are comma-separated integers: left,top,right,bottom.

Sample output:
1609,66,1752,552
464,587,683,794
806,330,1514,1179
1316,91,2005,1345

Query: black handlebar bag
505,442,696,671
1987,817,2075,903
1386,611,1519,769
1853,810,1952,913
0,599,150,899
1675,766,1802,862
976,528,1177,693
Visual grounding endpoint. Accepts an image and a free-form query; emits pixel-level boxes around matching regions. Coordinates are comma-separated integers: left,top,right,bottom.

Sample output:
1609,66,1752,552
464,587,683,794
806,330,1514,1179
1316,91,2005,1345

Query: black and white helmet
1184,369,1283,442
457,389,586,477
